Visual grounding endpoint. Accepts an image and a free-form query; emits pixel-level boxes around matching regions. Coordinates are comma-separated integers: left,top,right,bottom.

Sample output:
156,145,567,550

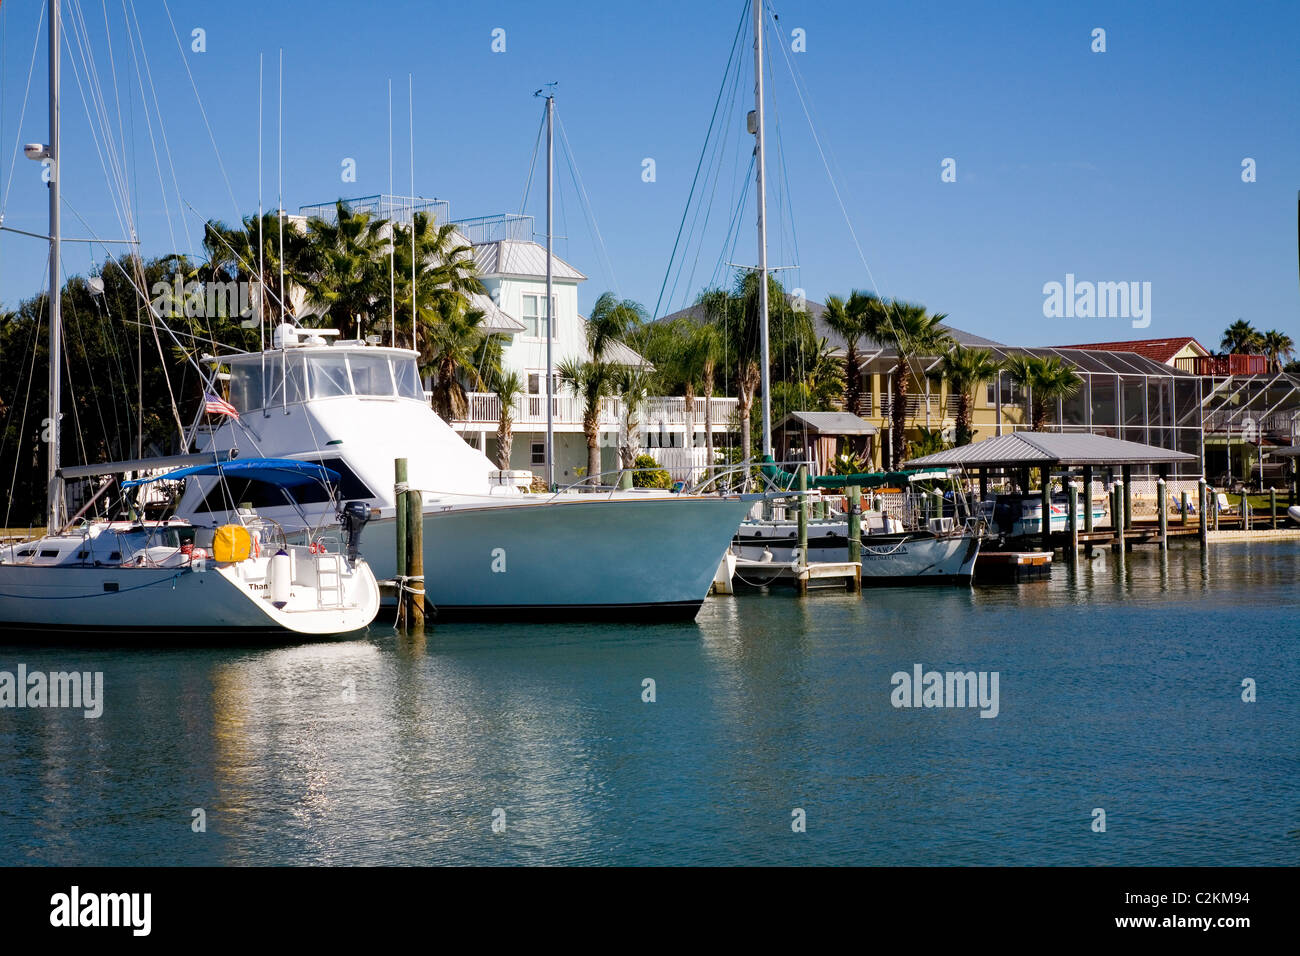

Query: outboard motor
338,501,372,562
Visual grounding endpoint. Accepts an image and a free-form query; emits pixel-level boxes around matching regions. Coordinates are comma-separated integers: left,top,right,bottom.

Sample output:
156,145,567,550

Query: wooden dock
729,557,862,594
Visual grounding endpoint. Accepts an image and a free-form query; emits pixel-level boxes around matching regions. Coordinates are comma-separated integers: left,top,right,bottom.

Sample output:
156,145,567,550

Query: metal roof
775,411,878,435
470,291,527,333
904,431,1199,467
472,240,586,280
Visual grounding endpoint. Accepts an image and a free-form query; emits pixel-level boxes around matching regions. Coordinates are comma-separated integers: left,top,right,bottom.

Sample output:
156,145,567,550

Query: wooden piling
1067,480,1078,554
395,458,408,628
406,482,425,632
797,465,809,571
1241,490,1249,532
1198,479,1208,546
1270,487,1278,530
1082,465,1094,533
1040,471,1052,553
1113,481,1124,546
1180,491,1189,528
1122,465,1133,530
1157,477,1167,549
847,485,862,591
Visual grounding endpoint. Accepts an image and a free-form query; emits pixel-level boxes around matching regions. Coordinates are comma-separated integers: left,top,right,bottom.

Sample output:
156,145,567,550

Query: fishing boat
175,335,763,620
732,467,984,584
980,493,1109,539
0,458,380,636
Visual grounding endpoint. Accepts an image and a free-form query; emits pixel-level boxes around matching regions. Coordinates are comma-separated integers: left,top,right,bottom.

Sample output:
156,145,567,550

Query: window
228,364,264,412
531,440,545,466
521,294,556,338
527,372,561,395
309,355,351,398
349,354,395,396
986,378,1022,407
393,357,423,399
193,457,375,512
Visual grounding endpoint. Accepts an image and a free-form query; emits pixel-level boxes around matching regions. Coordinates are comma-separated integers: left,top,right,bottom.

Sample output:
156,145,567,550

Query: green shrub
631,454,673,489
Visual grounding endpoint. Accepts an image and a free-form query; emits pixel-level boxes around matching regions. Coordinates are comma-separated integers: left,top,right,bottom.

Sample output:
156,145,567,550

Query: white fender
269,549,291,608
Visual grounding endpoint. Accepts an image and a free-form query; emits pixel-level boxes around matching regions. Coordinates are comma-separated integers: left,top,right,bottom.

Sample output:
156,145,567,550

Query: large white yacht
176,329,761,620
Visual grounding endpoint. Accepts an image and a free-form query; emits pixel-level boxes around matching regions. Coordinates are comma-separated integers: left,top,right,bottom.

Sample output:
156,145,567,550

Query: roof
904,431,1199,468
469,291,526,333
1268,444,1300,458
775,410,878,435
1055,337,1209,365
122,458,341,489
472,239,585,281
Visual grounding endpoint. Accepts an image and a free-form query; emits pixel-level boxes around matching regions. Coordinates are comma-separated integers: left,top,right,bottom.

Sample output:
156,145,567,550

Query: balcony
1176,354,1269,376
458,393,739,429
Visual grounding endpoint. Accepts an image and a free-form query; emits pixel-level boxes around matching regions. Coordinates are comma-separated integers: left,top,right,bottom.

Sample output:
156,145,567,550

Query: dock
975,550,1052,582
729,557,862,594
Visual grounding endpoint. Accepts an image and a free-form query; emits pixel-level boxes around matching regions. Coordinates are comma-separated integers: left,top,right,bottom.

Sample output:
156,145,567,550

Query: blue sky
0,0,1296,349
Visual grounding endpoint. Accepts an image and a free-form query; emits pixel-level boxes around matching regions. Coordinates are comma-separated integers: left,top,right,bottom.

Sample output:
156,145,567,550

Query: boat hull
364,494,758,619
733,522,981,584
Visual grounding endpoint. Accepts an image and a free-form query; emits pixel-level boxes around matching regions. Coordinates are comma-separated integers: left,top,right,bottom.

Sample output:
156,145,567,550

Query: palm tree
388,211,484,350
1220,319,1263,355
295,201,390,336
584,292,646,361
1005,354,1083,431
557,357,615,485
934,345,1002,445
612,363,652,470
1260,329,1295,373
821,289,882,414
863,299,953,468
423,299,495,422
491,370,523,471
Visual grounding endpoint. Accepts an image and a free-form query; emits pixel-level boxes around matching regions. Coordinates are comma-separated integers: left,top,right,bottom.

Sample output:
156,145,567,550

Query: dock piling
1198,478,1208,546
796,465,808,575
1270,487,1278,530
1181,491,1189,528
395,458,408,628
1122,465,1133,530
1112,480,1125,547
1082,466,1094,533
405,480,425,633
1157,477,1167,549
1040,472,1052,553
1241,490,1249,532
847,485,862,592
1067,480,1078,554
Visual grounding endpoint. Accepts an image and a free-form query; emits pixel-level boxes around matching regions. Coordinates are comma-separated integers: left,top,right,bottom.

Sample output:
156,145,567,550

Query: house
1059,336,1213,370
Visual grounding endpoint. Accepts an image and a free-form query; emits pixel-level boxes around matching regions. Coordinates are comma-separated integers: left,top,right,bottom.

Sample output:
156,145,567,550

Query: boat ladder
315,554,344,608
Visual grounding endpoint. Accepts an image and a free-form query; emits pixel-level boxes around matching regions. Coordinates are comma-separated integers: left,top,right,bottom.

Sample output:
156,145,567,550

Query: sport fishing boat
0,459,380,636
175,335,762,620
731,467,985,584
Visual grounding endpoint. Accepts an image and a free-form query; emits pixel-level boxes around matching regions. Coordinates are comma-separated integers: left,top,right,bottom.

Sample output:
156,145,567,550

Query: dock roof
775,411,878,435
904,431,1198,468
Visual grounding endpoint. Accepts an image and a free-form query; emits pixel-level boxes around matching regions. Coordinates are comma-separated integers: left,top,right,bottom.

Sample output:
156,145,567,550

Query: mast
751,0,773,458
46,0,63,531
544,91,555,489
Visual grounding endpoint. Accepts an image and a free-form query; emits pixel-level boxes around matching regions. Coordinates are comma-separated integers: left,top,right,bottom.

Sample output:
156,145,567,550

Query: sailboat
0,1,380,638
726,0,984,584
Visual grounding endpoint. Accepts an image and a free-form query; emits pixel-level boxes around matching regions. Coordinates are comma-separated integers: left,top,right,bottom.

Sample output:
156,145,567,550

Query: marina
0,0,1294,901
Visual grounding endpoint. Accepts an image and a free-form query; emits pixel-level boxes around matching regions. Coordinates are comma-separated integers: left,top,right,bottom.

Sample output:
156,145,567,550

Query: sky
0,0,1296,350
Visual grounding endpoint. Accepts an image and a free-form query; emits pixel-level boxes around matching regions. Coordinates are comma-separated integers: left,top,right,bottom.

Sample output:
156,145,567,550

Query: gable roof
472,239,585,281
1055,337,1209,364
775,411,878,435
905,431,1198,467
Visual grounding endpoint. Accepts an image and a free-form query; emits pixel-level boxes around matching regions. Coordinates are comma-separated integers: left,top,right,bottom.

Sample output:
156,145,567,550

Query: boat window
309,355,352,398
349,354,395,396
393,357,423,399
228,364,264,412
192,457,374,512
265,353,308,406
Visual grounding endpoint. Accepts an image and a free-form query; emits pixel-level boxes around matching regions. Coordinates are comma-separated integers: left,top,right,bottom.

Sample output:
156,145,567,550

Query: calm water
1,541,1296,866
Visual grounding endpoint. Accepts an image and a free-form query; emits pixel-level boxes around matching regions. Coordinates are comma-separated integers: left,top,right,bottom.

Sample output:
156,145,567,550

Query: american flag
203,392,239,419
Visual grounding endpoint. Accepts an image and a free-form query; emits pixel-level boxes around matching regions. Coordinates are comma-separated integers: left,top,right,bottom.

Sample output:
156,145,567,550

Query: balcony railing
458,393,739,428
1176,354,1269,376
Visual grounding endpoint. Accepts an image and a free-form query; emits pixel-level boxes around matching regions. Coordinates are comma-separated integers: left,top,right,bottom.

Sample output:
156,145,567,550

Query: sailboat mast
751,0,773,459
46,0,63,531
545,92,555,489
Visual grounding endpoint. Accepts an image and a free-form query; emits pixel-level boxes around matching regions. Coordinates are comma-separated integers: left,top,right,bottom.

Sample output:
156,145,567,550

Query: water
1,541,1296,866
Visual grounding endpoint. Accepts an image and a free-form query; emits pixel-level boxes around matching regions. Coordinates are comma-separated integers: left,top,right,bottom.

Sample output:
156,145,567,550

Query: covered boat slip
904,431,1203,551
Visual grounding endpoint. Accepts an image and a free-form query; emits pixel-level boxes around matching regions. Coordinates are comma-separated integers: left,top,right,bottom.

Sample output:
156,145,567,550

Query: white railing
459,393,738,428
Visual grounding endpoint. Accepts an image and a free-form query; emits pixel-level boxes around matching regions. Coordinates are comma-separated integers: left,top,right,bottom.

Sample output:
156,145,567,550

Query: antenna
409,73,416,359
278,48,286,414
389,78,395,348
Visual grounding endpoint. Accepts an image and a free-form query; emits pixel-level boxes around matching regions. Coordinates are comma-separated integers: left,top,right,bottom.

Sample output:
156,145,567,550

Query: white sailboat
0,1,379,639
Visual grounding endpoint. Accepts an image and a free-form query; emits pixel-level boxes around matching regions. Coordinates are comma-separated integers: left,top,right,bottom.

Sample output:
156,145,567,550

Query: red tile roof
1056,337,1208,364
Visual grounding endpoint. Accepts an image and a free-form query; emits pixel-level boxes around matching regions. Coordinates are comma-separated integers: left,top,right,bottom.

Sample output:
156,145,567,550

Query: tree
557,357,614,486
863,300,953,469
1005,354,1083,431
423,299,495,422
1260,329,1295,373
387,211,483,353
934,345,1002,445
1220,319,1263,355
294,201,390,337
491,370,523,471
201,211,309,327
612,363,652,470
821,290,882,414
